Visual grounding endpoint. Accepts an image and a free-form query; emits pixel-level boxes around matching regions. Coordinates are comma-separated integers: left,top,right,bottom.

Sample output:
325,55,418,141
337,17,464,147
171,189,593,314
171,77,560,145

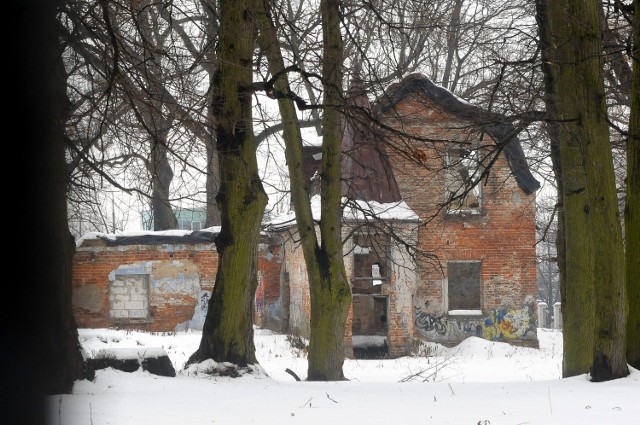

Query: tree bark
305,0,352,381
201,0,222,228
150,138,178,230
187,0,267,367
535,0,628,381
256,0,351,381
14,1,86,422
625,0,640,370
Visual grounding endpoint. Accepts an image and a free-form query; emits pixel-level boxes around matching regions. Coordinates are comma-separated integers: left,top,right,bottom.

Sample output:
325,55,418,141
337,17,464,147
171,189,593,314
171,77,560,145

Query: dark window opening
447,261,481,312
445,146,482,213
352,231,390,295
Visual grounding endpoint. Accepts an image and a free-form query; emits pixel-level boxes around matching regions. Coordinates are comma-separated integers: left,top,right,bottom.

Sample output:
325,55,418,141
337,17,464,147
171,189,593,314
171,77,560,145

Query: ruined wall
384,225,419,356
274,222,417,358
382,92,538,347
73,232,283,333
256,235,285,331
72,238,217,332
279,229,312,339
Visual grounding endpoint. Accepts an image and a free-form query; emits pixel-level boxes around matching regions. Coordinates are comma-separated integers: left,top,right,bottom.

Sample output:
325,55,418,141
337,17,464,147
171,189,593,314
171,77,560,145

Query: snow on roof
343,198,419,222
375,73,541,195
76,227,221,247
265,195,418,231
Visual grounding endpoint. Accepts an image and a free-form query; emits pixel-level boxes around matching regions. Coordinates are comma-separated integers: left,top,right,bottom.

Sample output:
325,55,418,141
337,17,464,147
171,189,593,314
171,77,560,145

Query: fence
537,301,562,329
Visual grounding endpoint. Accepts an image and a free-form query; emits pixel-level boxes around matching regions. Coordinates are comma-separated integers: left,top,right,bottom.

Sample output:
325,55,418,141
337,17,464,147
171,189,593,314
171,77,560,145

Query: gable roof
374,73,541,195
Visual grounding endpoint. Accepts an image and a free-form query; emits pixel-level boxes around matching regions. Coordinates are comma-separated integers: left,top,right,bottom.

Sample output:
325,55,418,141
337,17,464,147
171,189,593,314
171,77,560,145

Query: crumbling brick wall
381,90,538,347
72,237,218,332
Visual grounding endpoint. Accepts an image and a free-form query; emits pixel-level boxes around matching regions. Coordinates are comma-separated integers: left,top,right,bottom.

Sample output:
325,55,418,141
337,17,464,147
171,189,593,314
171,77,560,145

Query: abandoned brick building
72,72,540,357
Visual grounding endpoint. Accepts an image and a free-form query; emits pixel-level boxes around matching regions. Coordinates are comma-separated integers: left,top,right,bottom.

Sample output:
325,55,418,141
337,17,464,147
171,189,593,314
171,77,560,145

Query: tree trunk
15,2,86,422
43,2,87,396
441,0,463,91
626,0,640,370
535,0,595,377
205,141,222,227
187,0,267,367
306,0,352,381
202,0,222,228
256,0,351,381
150,139,178,230
135,0,179,231
535,0,628,381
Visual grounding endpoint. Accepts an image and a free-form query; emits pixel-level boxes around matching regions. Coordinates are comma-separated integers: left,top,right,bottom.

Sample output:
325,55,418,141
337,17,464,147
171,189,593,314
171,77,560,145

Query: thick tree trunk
536,0,628,381
626,0,640,370
536,0,596,377
305,0,352,381
187,0,266,367
44,3,87,396
15,3,86,423
256,0,351,381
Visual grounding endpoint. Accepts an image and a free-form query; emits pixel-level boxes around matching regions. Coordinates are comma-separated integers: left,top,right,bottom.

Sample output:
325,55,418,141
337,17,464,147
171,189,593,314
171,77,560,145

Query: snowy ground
47,327,639,425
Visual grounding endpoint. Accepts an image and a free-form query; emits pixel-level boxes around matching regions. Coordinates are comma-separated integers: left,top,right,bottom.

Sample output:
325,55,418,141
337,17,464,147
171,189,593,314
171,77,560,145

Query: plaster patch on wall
150,260,200,300
109,262,154,280
72,285,105,313
153,260,198,278
511,191,522,205
176,290,211,331
264,302,283,327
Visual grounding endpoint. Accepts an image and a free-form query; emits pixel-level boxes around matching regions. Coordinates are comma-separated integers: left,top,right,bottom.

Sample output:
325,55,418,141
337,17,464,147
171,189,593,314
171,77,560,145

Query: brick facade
72,231,282,333
379,75,539,347
71,73,539,356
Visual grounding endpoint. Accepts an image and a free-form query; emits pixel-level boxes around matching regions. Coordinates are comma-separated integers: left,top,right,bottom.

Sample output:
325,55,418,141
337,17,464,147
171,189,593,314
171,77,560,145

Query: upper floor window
445,146,482,213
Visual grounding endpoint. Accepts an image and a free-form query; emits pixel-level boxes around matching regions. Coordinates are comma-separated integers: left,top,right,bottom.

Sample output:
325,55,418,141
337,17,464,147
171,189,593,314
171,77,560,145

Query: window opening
447,261,482,314
445,146,482,213
352,230,390,294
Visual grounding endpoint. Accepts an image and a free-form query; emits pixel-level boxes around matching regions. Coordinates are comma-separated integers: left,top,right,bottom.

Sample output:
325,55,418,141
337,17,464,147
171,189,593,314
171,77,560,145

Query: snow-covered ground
48,327,639,425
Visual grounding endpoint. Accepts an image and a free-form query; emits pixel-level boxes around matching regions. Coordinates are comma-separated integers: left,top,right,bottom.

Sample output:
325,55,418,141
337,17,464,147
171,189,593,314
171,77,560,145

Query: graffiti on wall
200,292,209,311
482,308,534,340
414,301,535,342
414,306,446,335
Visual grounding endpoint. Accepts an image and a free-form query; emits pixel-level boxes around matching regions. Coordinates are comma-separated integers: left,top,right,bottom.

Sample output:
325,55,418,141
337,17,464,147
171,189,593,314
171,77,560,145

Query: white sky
49,327,640,425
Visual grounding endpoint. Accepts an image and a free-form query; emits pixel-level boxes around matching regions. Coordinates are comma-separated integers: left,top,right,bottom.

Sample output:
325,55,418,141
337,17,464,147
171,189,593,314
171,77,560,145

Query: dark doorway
352,295,388,359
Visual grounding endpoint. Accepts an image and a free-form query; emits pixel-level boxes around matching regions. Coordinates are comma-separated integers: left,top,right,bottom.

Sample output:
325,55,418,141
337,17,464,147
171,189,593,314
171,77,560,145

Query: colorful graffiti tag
482,308,533,340
414,302,535,342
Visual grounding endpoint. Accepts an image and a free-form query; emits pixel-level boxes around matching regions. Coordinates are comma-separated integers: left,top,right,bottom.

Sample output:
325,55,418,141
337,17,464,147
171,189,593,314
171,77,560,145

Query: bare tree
61,0,218,232
536,193,560,327
12,3,86,424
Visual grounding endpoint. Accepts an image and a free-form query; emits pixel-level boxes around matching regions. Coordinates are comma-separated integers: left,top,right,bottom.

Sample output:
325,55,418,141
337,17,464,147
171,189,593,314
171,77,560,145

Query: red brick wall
382,91,538,345
72,238,217,332
256,235,285,330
